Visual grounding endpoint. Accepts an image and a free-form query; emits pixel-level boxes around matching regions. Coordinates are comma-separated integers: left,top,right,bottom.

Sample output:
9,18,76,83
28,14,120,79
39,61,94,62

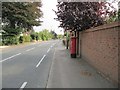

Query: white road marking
26,47,35,52
36,55,46,68
51,43,56,48
51,45,53,48
20,82,27,89
47,48,51,53
0,53,21,63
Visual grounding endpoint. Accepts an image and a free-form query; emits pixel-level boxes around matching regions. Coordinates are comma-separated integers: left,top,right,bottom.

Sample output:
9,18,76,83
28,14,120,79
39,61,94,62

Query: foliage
0,42,2,46
37,29,57,41
106,12,119,23
39,30,49,41
29,29,57,41
106,1,120,23
35,33,39,41
19,36,24,43
3,27,23,36
30,32,37,40
40,30,50,41
2,35,19,45
118,9,120,21
19,35,31,43
2,2,43,45
57,34,63,39
55,2,117,31
50,31,57,39
0,35,2,46
23,35,31,42
2,2,42,30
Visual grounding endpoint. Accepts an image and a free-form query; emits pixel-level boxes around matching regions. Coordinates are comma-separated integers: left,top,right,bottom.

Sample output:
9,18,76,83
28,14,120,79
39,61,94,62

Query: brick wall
80,22,120,84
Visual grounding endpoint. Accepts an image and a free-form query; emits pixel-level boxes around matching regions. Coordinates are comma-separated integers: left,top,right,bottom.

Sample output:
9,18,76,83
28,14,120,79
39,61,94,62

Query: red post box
70,37,76,58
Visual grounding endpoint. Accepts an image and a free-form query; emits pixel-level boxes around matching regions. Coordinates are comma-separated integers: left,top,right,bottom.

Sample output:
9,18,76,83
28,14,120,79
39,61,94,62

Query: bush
36,34,39,41
30,32,36,40
0,41,2,46
19,36,24,43
2,35,19,45
41,34,46,41
3,27,22,36
0,35,2,46
23,35,31,42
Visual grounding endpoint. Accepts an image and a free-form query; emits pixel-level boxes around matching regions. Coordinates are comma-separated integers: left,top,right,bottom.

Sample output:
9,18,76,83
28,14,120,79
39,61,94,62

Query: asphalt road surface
1,40,59,89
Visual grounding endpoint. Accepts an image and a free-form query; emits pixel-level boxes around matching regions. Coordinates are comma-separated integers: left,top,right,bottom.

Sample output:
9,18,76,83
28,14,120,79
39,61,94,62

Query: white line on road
36,55,46,68
47,48,51,53
51,43,56,48
50,45,53,48
0,53,21,63
20,82,27,89
26,47,35,52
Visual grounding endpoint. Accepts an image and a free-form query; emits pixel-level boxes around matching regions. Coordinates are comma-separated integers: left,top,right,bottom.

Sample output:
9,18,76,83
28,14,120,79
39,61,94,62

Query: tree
54,2,117,31
118,1,120,21
38,29,52,41
2,2,43,34
51,31,57,39
57,34,63,39
118,9,120,21
30,31,37,40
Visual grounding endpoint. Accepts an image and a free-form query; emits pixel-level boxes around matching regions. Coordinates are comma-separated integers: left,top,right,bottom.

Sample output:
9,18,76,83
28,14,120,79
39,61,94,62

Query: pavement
47,41,118,88
0,46,9,49
0,41,41,49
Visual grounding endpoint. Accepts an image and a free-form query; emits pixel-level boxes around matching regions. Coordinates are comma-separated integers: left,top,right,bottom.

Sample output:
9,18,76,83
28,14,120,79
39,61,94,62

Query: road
1,40,58,89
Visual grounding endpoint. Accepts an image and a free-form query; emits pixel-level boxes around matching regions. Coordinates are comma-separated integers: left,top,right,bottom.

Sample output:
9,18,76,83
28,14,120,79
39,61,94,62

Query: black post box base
71,54,76,58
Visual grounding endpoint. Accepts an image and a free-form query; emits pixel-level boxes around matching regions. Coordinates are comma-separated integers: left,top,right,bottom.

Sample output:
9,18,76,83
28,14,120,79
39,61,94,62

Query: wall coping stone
84,21,120,33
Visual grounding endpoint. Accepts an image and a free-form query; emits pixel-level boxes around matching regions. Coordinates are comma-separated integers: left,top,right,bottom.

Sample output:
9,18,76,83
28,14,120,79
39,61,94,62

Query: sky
33,0,64,35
